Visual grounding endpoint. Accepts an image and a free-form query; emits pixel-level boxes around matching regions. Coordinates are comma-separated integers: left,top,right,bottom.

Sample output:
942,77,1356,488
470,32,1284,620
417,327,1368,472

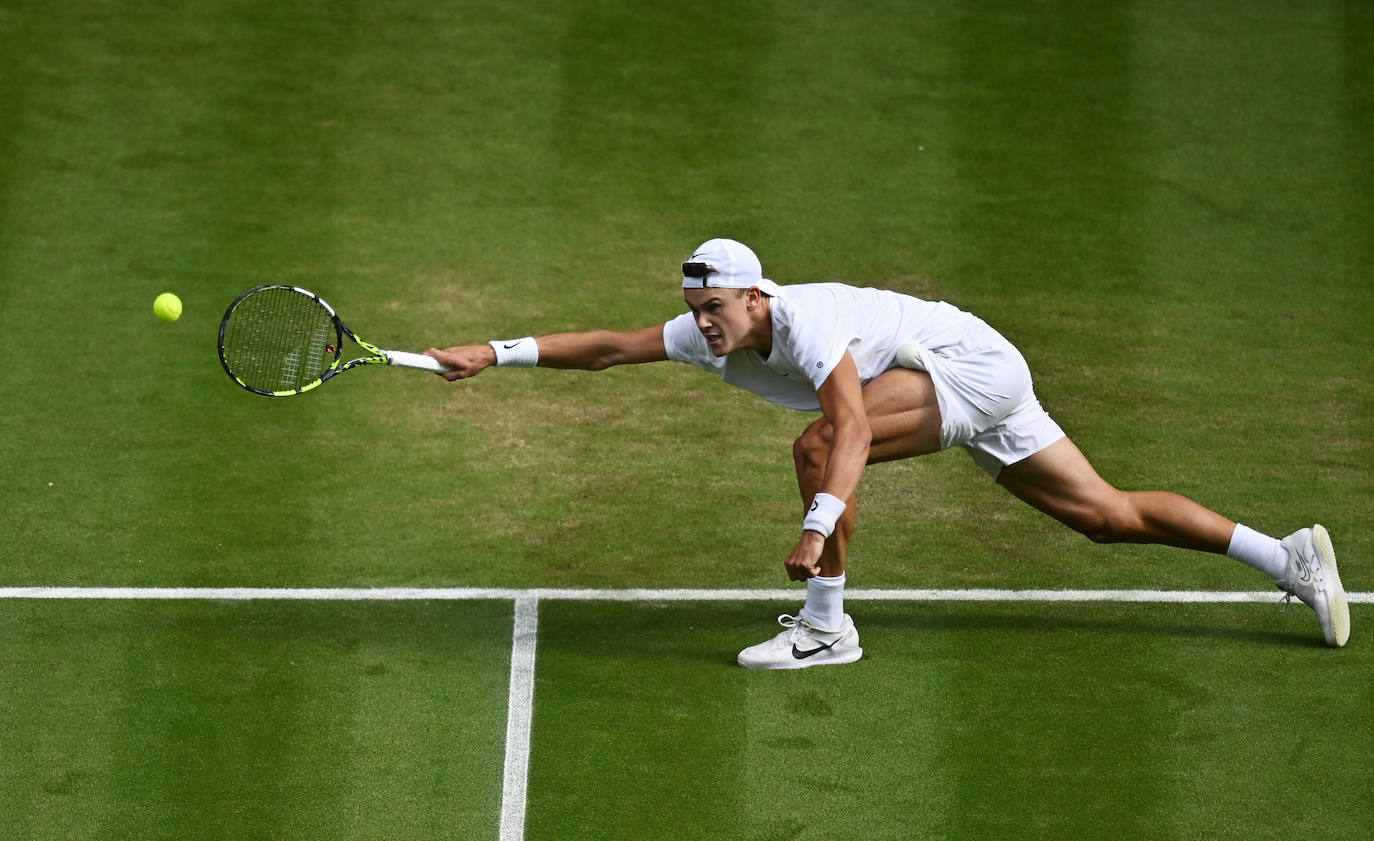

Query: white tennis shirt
663,283,976,411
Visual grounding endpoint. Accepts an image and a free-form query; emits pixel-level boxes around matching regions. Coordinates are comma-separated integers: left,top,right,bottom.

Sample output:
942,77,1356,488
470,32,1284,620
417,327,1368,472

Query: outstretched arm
425,324,668,381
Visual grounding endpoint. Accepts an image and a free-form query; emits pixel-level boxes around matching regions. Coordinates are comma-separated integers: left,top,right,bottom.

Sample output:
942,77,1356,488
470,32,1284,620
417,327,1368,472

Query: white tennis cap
682,238,785,297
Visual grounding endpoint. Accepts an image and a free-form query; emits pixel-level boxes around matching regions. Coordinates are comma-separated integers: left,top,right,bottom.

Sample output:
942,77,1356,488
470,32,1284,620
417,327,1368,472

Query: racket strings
222,288,338,393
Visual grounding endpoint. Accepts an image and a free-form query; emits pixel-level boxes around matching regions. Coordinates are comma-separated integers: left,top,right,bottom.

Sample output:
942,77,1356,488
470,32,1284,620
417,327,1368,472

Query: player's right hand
426,345,497,380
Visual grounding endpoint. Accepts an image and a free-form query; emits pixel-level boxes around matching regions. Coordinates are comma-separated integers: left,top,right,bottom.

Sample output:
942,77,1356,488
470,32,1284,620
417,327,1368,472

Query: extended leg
994,437,1235,552
996,437,1348,646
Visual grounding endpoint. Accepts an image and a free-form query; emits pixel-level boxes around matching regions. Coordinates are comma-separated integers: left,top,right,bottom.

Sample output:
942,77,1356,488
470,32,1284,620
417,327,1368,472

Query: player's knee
1068,496,1142,544
793,424,831,474
1071,502,1137,541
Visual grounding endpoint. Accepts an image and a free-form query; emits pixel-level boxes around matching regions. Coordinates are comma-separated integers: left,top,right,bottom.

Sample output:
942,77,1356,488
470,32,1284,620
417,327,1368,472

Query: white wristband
802,492,847,538
489,337,539,367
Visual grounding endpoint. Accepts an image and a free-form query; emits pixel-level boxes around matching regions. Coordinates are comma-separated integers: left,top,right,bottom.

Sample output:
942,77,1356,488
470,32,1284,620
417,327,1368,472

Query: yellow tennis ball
153,292,182,322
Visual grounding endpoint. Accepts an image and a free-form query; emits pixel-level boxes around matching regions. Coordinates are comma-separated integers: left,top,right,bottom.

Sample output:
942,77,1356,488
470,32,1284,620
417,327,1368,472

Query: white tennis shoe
1277,524,1350,648
737,614,863,669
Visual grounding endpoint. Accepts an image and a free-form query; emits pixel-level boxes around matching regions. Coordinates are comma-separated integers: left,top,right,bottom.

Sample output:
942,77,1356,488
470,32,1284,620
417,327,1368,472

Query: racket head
218,285,345,396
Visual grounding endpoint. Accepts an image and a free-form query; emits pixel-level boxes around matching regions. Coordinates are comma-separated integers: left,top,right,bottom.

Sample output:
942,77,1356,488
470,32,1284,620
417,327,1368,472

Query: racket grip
385,350,453,372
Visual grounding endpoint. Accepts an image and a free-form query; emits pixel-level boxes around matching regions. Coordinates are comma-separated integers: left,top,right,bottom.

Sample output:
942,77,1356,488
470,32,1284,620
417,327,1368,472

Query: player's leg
739,368,942,670
993,437,1235,552
996,437,1349,646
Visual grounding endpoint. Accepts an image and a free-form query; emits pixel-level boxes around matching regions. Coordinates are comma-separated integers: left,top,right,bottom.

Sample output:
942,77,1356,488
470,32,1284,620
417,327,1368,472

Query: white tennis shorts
915,319,1065,478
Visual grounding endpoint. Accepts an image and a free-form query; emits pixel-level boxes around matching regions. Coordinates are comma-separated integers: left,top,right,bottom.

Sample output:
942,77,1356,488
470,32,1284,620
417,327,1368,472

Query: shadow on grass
856,602,1327,650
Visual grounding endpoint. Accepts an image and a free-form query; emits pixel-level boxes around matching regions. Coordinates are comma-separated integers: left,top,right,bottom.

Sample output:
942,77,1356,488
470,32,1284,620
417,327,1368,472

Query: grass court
1,1,1370,838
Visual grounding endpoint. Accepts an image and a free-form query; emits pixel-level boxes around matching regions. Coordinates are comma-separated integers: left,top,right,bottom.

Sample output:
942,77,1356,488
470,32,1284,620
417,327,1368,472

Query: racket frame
217,284,446,397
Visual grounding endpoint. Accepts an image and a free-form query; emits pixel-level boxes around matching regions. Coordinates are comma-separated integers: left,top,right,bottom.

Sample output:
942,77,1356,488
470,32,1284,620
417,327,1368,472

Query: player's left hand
784,531,826,580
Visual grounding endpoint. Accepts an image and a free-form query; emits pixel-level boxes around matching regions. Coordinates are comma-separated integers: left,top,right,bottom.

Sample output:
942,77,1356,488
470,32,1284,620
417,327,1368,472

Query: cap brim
757,278,786,298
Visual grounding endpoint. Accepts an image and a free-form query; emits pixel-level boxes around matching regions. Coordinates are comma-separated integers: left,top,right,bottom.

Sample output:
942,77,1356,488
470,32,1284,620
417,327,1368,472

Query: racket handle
385,349,453,372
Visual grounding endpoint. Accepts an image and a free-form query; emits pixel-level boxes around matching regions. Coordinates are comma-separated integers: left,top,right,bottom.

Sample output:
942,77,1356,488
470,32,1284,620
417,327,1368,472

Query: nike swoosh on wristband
792,639,839,660
503,342,521,349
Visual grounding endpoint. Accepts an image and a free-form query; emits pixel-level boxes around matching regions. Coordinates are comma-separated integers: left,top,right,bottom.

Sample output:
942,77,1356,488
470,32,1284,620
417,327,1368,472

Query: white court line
499,597,538,841
3,584,1367,841
0,586,1369,602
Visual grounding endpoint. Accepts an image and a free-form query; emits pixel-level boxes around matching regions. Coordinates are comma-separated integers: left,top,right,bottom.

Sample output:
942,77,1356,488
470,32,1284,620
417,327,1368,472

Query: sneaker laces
776,614,809,643
1275,551,1317,613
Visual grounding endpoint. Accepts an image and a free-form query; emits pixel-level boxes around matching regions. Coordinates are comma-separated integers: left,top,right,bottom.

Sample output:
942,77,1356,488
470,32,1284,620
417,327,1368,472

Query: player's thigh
995,437,1123,528
862,367,943,463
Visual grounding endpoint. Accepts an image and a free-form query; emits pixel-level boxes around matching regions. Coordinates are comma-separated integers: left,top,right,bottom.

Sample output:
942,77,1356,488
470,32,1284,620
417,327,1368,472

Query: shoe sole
1313,524,1350,648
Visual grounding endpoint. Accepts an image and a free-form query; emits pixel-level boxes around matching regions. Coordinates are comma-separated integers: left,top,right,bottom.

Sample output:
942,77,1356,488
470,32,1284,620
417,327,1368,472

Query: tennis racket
217,284,452,397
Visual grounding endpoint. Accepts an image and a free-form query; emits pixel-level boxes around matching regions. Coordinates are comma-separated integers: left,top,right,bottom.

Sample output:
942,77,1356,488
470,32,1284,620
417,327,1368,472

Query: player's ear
745,287,763,309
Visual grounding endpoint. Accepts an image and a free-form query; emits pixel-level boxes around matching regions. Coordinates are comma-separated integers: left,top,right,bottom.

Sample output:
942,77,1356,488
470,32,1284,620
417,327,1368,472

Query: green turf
0,600,514,840
0,0,1368,590
0,0,1370,838
531,600,1373,841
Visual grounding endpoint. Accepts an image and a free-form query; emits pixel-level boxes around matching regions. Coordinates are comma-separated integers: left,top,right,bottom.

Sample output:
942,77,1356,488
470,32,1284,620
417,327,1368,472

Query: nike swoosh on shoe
792,639,838,660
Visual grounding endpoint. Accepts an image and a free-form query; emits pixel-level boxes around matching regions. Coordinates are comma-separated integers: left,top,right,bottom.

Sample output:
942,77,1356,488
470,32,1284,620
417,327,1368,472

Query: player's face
684,288,753,356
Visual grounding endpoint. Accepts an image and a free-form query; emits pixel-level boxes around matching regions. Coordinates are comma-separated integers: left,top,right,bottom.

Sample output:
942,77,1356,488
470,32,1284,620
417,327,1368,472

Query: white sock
1226,524,1289,580
799,573,846,632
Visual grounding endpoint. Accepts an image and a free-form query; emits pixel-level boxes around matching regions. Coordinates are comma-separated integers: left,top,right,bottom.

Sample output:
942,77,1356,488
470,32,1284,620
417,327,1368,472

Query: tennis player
427,238,1350,668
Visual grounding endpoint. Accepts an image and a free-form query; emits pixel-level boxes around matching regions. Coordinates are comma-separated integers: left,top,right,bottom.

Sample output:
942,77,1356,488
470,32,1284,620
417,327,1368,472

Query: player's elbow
551,331,626,370
855,424,873,456
584,351,616,371
589,328,663,370
835,415,872,455
587,339,631,370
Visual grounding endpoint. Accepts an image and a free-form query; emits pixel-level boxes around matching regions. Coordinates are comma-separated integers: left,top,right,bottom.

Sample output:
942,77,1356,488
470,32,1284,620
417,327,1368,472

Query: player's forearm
799,418,869,548
533,331,634,371
818,417,871,505
428,325,665,380
534,325,668,370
